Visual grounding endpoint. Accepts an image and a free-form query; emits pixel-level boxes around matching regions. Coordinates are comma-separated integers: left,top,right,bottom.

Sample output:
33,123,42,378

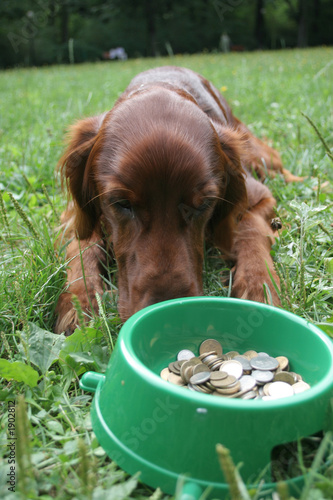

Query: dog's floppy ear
211,122,249,220
59,113,107,239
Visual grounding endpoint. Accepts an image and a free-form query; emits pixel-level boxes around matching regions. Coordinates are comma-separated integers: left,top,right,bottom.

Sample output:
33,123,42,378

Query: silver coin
252,370,274,384
240,390,257,400
233,355,252,371
220,360,243,379
177,349,196,361
250,355,279,371
189,371,211,385
268,381,294,399
201,354,218,365
239,375,256,392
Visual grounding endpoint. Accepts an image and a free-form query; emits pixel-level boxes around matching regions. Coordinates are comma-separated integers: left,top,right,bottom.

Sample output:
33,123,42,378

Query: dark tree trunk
297,0,308,47
48,1,55,26
254,0,266,49
60,4,69,44
311,0,321,45
144,0,158,56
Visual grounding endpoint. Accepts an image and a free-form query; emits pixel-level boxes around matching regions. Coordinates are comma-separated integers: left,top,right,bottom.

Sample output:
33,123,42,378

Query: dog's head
59,86,247,320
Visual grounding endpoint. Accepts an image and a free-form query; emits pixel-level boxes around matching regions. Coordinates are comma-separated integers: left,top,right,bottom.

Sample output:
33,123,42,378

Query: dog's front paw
231,264,281,306
54,292,79,336
54,290,98,336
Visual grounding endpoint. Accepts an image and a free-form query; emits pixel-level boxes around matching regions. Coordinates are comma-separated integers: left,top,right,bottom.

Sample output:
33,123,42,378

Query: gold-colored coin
215,381,241,394
180,358,200,381
199,339,223,357
181,365,195,384
167,372,184,386
275,356,289,371
274,371,295,385
193,363,211,375
199,384,212,394
240,390,258,399
168,361,180,375
263,383,271,396
224,387,254,398
210,371,228,381
211,374,237,389
160,367,170,381
289,371,302,382
205,381,216,391
225,350,239,360
292,381,310,394
199,350,217,360
243,350,258,360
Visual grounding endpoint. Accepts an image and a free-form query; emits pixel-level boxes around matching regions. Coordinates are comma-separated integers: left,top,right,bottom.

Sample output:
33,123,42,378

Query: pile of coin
160,339,310,400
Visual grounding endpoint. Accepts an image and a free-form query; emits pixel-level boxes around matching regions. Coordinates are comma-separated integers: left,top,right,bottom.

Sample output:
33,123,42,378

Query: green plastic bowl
81,297,333,498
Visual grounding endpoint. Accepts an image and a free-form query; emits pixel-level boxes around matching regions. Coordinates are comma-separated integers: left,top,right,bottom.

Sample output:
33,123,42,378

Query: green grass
1,47,333,499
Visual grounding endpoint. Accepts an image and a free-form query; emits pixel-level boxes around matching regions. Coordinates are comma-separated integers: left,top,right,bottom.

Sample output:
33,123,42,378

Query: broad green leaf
289,200,330,219
92,475,138,500
19,323,66,374
45,420,65,436
59,327,107,377
304,218,324,231
0,359,39,387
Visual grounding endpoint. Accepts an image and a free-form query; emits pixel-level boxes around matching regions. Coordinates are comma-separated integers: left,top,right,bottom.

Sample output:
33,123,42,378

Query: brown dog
55,66,298,335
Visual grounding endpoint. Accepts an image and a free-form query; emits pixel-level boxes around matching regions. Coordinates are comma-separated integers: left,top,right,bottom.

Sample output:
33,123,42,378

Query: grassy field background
1,47,333,499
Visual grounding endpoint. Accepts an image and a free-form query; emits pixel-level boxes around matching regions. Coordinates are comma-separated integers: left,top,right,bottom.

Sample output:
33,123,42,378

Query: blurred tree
284,0,309,47
0,0,332,67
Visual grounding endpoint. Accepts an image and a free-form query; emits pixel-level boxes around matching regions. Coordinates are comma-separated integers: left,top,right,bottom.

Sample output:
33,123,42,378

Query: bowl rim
118,297,333,410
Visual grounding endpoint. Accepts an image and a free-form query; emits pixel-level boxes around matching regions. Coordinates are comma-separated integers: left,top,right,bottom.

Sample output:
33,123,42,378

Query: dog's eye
114,199,133,214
